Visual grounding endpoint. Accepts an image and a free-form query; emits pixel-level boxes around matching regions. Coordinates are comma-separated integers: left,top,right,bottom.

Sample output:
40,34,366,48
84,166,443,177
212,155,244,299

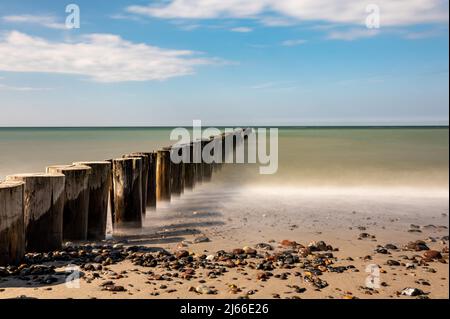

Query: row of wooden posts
0,129,251,266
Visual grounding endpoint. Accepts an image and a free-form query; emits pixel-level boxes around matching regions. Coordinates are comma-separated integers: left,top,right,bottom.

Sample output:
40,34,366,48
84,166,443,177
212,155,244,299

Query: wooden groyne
0,128,248,265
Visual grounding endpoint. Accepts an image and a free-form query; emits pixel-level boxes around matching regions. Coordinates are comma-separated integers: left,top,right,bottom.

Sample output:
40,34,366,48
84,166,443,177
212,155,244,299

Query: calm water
0,127,448,192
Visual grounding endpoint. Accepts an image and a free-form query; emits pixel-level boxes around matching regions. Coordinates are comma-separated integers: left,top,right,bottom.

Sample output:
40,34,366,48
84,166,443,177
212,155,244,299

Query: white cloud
126,0,448,27
2,14,66,30
0,31,220,83
327,28,379,41
281,39,307,46
230,27,253,33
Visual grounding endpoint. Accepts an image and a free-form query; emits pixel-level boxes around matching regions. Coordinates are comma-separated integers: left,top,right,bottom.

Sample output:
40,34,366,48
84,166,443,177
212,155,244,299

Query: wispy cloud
109,13,147,23
0,83,53,91
2,14,66,30
230,27,253,33
250,81,296,90
0,31,222,83
281,39,307,46
126,0,448,27
403,28,445,40
327,28,379,41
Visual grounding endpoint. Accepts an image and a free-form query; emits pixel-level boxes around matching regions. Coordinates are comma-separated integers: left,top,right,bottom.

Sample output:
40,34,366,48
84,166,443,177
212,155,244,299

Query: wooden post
156,149,171,202
243,127,252,140
46,165,91,241
221,133,229,165
111,158,142,229
183,144,195,190
0,181,25,266
210,135,219,171
122,153,149,215
73,161,111,240
201,139,213,182
182,144,194,190
193,140,203,184
147,152,157,209
170,146,184,196
6,173,65,252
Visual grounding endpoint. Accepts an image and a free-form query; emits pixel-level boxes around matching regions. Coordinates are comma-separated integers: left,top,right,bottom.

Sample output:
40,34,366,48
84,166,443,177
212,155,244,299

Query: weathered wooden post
232,131,238,151
46,165,91,241
111,158,142,229
122,153,149,215
156,149,171,202
243,127,252,140
193,140,203,184
183,143,195,190
170,146,184,196
147,152,157,209
180,152,185,194
201,139,213,182
221,133,230,165
73,161,111,240
0,181,25,266
6,173,65,252
212,135,222,173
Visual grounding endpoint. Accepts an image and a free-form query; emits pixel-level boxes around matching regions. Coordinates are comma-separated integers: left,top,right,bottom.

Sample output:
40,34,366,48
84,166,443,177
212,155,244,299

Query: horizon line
0,125,448,129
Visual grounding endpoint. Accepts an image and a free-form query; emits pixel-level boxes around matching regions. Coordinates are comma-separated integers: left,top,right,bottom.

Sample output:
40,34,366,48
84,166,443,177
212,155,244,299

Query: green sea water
0,127,448,191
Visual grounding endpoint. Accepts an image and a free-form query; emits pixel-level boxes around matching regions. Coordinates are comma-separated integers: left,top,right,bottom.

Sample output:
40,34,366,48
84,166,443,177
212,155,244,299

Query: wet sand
0,175,448,299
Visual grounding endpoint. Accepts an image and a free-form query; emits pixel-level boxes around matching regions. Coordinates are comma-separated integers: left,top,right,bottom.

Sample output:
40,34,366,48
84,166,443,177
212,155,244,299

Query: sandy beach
1,169,448,299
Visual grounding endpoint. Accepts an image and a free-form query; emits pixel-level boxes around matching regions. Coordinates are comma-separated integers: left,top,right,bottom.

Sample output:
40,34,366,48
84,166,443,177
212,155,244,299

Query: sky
0,0,448,126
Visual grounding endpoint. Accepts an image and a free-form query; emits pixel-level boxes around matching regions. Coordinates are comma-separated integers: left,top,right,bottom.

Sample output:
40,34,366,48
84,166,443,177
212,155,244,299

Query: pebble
422,250,442,261
400,287,424,297
195,284,216,294
255,243,273,250
193,236,210,243
386,260,401,266
406,240,429,251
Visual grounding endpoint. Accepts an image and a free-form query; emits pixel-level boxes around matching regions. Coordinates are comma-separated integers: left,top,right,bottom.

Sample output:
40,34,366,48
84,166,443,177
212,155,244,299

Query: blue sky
0,0,448,126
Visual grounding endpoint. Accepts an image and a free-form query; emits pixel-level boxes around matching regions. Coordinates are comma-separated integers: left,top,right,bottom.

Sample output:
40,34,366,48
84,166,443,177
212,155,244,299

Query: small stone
256,272,268,280
406,263,416,269
406,241,429,251
280,240,298,247
386,260,400,266
423,250,442,261
401,287,424,297
175,250,189,258
384,244,398,250
255,243,273,250
194,236,210,243
298,247,311,257
232,248,245,255
375,247,388,254
243,246,257,255
195,284,215,294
